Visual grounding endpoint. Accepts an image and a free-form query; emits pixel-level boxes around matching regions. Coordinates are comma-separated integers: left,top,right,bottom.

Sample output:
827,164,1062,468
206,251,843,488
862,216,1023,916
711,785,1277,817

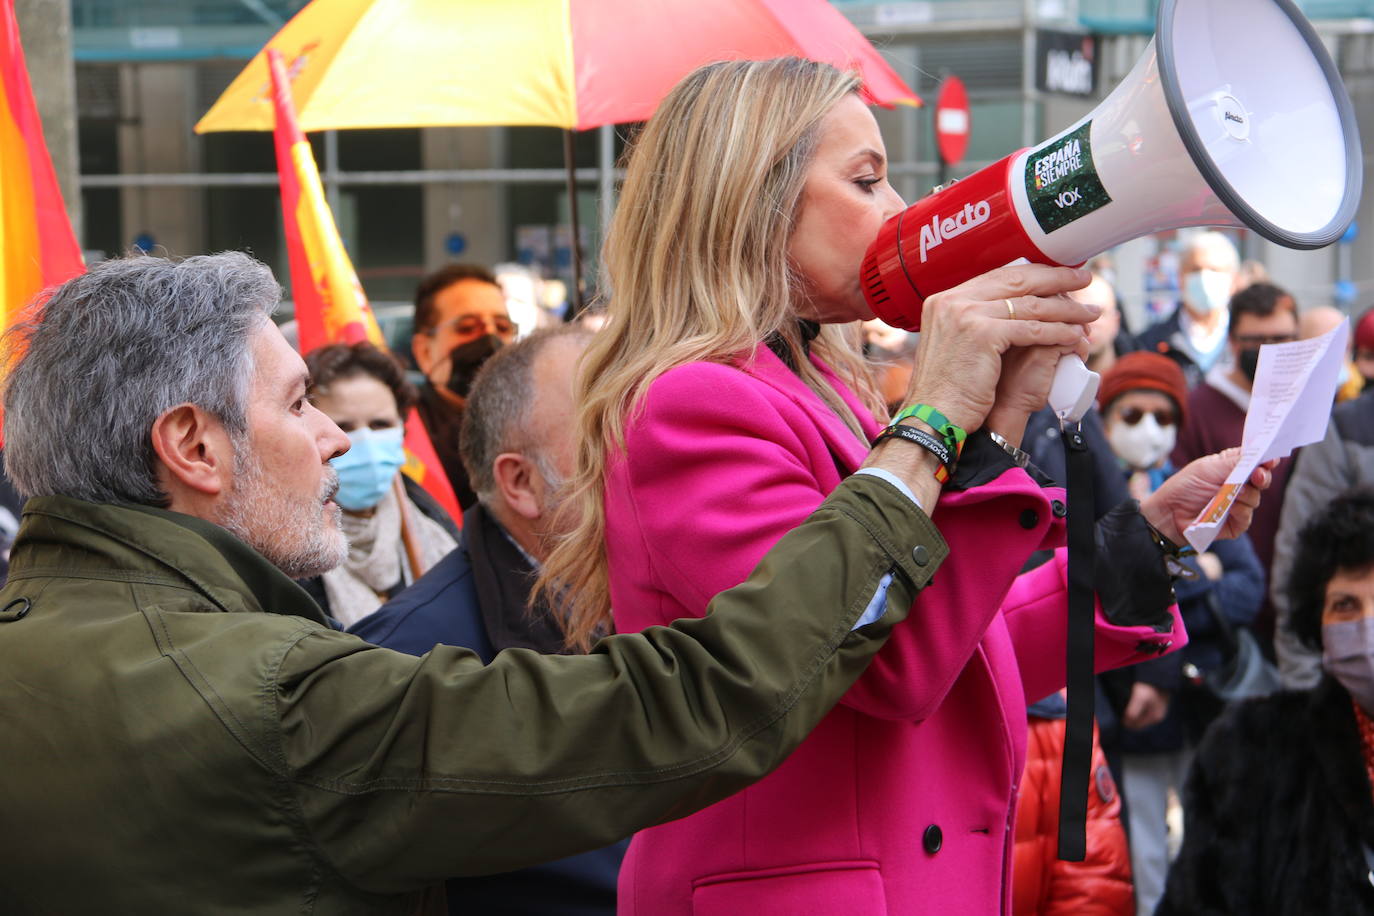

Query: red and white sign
935,76,970,167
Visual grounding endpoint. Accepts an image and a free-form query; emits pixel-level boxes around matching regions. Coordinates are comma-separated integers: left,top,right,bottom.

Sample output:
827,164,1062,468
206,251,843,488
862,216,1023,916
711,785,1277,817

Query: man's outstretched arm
267,472,945,893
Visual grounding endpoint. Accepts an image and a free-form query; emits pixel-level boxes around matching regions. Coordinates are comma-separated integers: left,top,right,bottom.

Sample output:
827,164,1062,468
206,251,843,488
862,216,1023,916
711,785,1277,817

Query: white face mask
1183,268,1233,315
1108,412,1177,471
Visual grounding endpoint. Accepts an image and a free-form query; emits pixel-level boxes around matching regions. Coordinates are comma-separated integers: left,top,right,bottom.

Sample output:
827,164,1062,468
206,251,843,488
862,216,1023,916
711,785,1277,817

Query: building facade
19,0,1374,320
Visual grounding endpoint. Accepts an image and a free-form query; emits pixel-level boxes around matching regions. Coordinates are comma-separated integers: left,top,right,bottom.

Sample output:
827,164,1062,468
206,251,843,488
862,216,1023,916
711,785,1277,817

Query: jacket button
1051,500,1067,518
922,824,942,854
912,545,930,567
1018,509,1039,530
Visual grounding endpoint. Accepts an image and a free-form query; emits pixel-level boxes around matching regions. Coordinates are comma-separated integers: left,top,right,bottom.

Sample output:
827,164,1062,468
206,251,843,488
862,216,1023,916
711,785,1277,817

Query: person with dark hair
410,263,517,510
298,342,458,626
1160,489,1374,916
1273,332,1374,689
1173,281,1301,651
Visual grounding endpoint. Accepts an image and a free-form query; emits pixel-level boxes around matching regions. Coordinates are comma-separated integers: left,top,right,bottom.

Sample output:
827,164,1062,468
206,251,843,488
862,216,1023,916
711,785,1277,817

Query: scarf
322,482,457,627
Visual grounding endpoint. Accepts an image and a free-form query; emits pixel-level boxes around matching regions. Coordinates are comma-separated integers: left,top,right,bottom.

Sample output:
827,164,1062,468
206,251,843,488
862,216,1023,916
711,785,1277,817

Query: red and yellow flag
269,48,460,523
0,0,82,334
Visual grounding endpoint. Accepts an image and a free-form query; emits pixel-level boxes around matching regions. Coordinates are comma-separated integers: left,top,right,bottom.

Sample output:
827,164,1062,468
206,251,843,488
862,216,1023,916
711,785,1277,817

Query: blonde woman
543,58,1264,915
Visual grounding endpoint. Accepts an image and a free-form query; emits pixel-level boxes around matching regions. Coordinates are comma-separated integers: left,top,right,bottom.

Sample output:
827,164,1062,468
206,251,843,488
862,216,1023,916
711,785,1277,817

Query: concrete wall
421,127,506,270
117,63,204,257
14,0,81,240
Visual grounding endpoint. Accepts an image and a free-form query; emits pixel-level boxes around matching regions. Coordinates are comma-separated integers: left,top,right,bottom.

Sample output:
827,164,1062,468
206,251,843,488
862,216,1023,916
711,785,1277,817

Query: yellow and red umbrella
198,0,920,308
195,0,920,134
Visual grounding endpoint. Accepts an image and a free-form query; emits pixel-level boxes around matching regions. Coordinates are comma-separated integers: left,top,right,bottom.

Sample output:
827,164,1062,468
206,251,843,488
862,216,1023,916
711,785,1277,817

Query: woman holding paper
540,58,1271,915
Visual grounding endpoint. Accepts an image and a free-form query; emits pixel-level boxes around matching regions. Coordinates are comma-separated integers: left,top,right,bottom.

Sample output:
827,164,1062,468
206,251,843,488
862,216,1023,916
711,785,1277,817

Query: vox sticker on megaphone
1024,121,1114,235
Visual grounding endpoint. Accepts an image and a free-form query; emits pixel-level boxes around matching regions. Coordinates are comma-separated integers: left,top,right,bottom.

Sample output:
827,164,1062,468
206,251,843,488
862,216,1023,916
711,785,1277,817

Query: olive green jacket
0,475,944,914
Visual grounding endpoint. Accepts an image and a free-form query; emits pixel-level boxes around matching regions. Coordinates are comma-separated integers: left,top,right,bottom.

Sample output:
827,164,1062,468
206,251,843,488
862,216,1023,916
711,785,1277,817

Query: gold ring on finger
1005,298,1017,320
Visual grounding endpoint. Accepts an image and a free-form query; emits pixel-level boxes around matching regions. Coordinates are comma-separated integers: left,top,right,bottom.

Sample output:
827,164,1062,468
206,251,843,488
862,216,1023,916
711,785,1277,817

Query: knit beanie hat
1097,351,1188,426
1356,307,1374,353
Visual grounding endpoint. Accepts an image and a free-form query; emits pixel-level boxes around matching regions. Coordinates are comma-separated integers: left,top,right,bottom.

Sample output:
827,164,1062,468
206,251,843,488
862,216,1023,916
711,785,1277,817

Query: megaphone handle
1048,354,1101,424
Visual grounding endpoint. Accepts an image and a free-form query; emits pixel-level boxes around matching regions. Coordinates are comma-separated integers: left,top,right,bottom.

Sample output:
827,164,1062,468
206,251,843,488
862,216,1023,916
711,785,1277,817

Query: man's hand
1122,682,1171,730
1141,448,1275,544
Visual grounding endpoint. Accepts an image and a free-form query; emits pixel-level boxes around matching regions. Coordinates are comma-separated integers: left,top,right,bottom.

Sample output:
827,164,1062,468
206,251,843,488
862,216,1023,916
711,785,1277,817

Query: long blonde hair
542,58,885,650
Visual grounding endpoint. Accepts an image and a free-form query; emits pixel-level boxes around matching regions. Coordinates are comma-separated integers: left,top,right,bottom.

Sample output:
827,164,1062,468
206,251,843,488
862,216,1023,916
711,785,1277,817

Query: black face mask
445,334,505,399
1237,347,1262,383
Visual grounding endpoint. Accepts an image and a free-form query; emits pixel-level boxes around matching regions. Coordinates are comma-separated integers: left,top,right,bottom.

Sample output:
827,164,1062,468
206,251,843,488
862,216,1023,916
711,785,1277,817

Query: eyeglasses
1117,406,1176,427
1233,334,1297,347
423,314,516,338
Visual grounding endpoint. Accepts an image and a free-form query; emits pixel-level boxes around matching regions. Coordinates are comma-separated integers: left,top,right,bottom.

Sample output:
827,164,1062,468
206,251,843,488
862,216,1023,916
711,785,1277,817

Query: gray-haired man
0,252,948,912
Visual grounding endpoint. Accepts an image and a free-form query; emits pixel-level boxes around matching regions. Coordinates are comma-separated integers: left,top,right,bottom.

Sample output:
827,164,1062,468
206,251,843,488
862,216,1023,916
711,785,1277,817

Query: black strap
1058,426,1096,861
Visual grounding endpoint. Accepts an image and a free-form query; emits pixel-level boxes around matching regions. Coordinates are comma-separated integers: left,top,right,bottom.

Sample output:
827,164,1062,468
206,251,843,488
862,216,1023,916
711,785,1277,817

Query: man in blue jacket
352,325,623,913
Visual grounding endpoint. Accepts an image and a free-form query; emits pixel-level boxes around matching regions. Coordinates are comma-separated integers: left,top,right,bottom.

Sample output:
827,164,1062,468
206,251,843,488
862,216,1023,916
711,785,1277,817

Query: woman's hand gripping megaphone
901,264,1098,438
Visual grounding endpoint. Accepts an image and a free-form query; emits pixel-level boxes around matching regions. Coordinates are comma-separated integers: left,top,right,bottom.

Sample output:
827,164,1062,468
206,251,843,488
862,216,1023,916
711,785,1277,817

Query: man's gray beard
217,434,348,579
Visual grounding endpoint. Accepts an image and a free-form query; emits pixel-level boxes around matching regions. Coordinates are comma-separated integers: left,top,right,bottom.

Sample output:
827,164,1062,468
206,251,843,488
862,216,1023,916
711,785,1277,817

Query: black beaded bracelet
1144,520,1199,581
874,423,956,483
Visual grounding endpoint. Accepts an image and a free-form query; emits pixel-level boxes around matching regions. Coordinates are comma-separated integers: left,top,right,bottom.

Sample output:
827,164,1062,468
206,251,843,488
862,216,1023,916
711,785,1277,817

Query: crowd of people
0,56,1370,915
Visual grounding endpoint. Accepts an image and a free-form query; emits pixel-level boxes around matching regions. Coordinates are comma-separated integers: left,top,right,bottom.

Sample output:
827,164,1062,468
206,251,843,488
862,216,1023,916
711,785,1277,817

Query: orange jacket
1013,704,1133,916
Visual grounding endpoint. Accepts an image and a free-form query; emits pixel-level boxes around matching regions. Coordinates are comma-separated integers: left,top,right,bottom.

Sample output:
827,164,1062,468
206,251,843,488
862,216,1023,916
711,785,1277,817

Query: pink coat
605,344,1185,915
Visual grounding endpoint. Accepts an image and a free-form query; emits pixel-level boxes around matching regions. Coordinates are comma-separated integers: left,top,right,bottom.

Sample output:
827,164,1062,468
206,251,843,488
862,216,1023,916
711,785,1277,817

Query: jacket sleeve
612,366,1070,721
1271,420,1347,689
1042,725,1134,916
1003,500,1186,704
266,475,946,894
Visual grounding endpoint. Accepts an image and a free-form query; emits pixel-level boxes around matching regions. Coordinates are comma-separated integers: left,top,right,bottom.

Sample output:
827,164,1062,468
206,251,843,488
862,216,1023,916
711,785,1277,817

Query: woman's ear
150,404,234,500
491,452,540,520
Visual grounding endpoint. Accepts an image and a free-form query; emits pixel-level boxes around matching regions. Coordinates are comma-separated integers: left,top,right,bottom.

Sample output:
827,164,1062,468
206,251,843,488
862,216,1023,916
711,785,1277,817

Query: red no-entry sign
935,76,970,167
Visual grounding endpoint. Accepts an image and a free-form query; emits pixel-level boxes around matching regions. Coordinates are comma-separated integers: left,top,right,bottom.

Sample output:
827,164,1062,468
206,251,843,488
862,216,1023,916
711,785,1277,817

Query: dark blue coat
351,503,627,916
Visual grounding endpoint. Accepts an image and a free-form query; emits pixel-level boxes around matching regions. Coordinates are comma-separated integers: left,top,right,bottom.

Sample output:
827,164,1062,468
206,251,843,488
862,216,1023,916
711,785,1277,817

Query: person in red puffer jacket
1014,692,1134,916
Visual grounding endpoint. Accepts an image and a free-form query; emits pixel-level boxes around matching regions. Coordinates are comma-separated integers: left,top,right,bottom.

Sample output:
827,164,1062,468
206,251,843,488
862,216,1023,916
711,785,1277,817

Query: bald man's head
1299,305,1347,342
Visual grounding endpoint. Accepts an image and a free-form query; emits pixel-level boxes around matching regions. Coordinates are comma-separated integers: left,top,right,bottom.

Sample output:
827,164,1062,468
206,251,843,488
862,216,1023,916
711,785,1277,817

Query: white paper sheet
1183,320,1350,553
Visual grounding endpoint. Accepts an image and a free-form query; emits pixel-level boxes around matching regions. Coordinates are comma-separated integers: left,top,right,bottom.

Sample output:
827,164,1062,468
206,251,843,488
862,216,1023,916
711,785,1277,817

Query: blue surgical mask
331,427,406,511
1183,269,1232,315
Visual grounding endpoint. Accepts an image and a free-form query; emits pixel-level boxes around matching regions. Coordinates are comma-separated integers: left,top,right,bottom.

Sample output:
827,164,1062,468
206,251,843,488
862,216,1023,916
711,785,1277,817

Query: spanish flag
1,0,82,334
269,48,460,523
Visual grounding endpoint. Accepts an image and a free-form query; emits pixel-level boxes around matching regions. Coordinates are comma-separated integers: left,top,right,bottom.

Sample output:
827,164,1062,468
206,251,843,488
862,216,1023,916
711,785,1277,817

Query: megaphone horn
862,0,1362,422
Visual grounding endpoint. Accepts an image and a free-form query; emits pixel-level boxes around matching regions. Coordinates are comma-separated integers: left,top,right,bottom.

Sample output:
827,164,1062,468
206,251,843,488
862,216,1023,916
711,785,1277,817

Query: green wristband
888,403,967,456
